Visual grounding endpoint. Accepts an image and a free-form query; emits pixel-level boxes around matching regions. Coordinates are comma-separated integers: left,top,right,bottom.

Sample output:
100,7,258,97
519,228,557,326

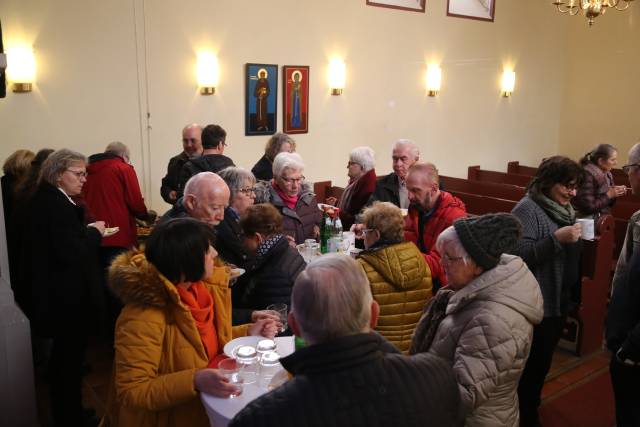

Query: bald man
160,124,203,205
160,171,229,226
404,163,466,290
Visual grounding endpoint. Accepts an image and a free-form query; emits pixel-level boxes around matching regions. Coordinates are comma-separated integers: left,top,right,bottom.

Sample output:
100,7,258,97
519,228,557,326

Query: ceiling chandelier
552,0,635,26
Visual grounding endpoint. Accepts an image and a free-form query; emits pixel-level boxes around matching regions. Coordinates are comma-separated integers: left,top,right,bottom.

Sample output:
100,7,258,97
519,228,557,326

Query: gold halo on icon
291,70,302,82
257,68,268,78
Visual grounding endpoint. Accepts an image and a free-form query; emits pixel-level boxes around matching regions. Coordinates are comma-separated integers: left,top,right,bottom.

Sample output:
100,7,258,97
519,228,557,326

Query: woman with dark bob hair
251,133,296,181
573,143,627,217
510,156,584,427
105,218,278,427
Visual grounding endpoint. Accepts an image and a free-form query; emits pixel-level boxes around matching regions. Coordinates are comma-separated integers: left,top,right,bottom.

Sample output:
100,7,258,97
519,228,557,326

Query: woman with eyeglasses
356,202,432,352
510,156,585,427
410,213,543,427
573,144,627,217
325,146,377,230
264,152,321,244
16,149,106,426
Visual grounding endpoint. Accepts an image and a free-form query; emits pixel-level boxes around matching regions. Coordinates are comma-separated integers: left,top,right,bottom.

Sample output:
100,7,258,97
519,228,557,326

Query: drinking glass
256,339,277,359
258,351,282,389
234,345,259,384
266,303,288,333
218,358,243,398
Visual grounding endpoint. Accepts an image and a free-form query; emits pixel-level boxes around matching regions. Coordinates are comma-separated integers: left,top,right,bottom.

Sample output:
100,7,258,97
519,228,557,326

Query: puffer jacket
268,183,322,244
103,250,248,427
358,241,433,352
422,254,543,427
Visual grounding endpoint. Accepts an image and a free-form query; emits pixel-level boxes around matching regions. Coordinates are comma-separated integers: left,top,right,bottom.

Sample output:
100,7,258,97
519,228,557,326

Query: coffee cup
576,218,595,240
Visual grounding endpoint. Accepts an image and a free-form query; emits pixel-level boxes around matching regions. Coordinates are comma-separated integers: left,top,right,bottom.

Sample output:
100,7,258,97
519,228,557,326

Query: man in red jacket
404,162,466,291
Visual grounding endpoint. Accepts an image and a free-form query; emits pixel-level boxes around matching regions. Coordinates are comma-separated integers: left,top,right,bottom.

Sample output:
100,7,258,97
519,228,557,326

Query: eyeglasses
622,163,640,174
347,161,361,167
66,169,88,178
560,182,578,191
442,253,466,264
281,175,305,184
238,187,256,195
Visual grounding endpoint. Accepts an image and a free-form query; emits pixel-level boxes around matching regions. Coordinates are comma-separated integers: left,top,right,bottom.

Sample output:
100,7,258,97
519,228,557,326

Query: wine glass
266,303,288,333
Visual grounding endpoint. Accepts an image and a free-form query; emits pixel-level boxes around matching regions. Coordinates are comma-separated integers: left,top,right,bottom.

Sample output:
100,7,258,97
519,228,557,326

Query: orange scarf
177,282,220,368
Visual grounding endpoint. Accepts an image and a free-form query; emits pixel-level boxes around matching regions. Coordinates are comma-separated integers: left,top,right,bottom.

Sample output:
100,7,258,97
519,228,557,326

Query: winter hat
453,213,522,270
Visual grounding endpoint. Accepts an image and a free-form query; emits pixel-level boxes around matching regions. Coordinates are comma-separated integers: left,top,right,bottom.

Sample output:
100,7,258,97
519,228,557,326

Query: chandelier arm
615,1,631,11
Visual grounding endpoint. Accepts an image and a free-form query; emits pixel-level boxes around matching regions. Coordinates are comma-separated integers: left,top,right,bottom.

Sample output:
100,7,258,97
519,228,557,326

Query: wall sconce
328,58,346,95
501,70,516,97
197,52,219,95
6,46,36,93
426,64,442,97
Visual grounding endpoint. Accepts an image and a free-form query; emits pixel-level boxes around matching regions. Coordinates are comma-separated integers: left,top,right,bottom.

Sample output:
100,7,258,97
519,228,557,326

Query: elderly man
606,142,640,427
229,254,462,427
404,163,466,290
161,171,229,226
177,124,235,198
160,124,202,205
368,139,419,208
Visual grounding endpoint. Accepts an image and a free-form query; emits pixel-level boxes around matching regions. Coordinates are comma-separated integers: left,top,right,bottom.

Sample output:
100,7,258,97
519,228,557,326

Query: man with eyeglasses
177,124,235,198
606,142,640,427
161,123,203,205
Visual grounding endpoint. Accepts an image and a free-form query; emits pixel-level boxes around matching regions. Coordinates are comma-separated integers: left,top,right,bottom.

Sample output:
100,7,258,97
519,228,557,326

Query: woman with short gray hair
265,152,321,244
326,146,377,229
16,148,105,426
251,133,296,181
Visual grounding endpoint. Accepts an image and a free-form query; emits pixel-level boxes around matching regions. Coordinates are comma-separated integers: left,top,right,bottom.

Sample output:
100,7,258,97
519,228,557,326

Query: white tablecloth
201,336,294,427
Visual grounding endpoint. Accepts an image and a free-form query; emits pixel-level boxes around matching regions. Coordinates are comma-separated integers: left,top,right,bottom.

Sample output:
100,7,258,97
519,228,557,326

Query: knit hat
453,213,522,270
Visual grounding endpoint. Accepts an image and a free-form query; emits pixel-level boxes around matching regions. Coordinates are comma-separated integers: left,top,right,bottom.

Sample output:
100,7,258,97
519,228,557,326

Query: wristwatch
616,348,640,367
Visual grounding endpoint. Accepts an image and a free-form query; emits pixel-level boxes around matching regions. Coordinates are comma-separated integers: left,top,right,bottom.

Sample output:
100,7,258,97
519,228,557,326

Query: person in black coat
16,149,104,427
251,133,296,181
160,124,203,205
238,203,306,320
229,254,462,427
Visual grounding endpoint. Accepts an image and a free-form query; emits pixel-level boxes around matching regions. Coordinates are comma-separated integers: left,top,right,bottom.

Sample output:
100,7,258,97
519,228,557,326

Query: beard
410,193,430,212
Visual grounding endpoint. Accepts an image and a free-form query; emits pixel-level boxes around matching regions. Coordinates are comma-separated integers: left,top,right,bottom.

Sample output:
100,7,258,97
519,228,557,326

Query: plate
229,268,245,279
223,336,295,359
104,226,120,237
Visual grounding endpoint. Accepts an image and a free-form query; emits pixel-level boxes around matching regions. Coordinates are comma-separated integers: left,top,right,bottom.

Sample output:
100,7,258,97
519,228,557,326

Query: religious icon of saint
290,71,302,128
254,68,270,131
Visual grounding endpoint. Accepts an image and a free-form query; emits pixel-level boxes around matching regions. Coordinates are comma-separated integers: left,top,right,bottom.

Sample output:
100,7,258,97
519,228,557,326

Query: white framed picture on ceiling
366,0,426,13
447,0,495,21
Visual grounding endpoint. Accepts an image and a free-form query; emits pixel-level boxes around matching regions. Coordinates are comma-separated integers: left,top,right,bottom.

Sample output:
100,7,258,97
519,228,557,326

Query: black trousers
610,357,640,427
518,316,566,427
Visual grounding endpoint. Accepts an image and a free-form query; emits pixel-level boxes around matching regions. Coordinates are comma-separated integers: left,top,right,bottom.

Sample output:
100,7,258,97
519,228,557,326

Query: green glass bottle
294,336,306,351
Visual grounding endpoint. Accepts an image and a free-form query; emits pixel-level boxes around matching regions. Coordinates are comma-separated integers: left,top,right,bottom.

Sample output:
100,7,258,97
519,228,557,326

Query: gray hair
292,254,373,345
349,146,376,173
629,142,640,164
105,141,130,162
435,225,471,266
40,149,87,186
252,180,272,204
272,152,305,178
392,139,420,160
183,171,226,199
218,167,256,201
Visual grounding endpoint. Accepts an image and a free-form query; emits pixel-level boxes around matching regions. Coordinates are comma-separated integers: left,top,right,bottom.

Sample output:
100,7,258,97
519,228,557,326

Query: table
201,336,294,427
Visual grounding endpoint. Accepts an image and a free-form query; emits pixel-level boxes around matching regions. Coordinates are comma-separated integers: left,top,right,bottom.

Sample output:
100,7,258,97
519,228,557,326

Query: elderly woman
238,204,306,314
251,133,296,181
265,152,321,244
216,167,257,268
410,213,543,426
15,149,105,426
356,202,432,352
510,156,584,427
105,218,278,426
573,143,627,217
326,146,377,229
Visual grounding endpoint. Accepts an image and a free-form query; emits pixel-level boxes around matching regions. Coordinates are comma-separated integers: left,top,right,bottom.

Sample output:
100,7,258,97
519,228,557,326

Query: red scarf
177,282,220,368
272,180,299,209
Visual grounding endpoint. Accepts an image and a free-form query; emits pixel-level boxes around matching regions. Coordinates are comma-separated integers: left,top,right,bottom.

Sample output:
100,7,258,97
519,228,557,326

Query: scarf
176,282,220,368
272,180,299,210
409,289,454,355
337,176,359,212
584,163,614,199
530,191,576,226
256,234,285,258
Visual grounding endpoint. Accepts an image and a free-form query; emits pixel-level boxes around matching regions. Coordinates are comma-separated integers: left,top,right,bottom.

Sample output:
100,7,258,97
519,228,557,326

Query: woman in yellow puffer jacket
102,218,278,427
357,202,433,352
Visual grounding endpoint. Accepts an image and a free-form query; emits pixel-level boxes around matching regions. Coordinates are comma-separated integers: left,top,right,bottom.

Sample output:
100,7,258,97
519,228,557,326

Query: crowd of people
1,126,639,427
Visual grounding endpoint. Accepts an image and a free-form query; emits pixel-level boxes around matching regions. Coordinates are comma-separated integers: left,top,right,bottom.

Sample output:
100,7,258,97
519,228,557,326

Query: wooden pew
312,180,345,204
507,161,538,176
468,165,532,187
441,175,525,202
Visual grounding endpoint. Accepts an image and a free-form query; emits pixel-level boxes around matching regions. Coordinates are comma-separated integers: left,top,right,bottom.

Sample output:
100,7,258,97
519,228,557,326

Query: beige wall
0,0,597,212
557,5,640,164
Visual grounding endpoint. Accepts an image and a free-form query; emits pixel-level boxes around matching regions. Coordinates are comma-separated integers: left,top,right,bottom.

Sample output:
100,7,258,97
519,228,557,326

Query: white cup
342,231,356,248
576,218,595,240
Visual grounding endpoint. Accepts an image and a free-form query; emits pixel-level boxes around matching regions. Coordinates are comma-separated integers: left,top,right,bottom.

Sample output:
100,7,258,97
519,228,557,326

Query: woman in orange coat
104,218,278,426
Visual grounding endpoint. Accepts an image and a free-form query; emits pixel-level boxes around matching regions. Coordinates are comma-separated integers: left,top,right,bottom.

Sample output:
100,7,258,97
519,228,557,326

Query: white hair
392,139,419,159
349,146,376,173
183,171,226,198
629,142,640,164
105,141,130,161
272,152,305,178
435,225,470,265
292,254,373,345
218,167,256,201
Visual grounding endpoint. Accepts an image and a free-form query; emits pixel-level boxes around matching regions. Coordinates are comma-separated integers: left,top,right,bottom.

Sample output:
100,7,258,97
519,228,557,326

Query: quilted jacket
357,241,433,352
421,254,543,426
267,183,322,244
103,250,248,427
